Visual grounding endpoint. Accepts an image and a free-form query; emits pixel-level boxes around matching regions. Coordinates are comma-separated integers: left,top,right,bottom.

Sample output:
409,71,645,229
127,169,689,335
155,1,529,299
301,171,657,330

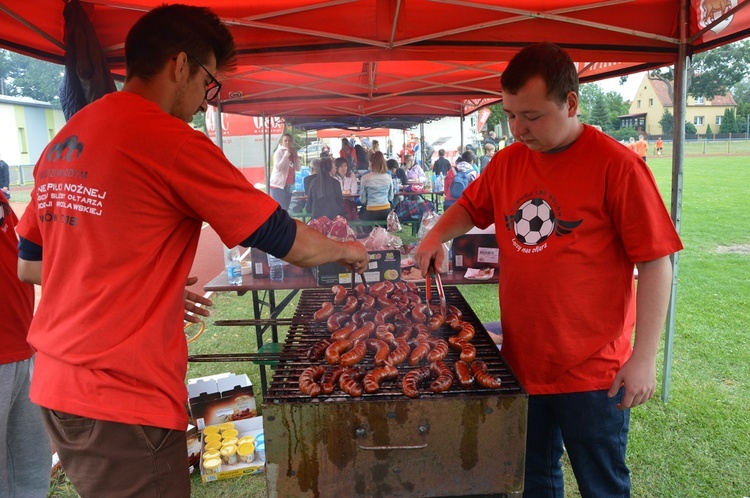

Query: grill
263,286,527,498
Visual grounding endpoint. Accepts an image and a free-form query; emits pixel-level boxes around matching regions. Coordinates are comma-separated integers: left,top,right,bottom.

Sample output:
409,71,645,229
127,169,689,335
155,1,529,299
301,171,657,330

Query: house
619,74,737,137
0,94,65,167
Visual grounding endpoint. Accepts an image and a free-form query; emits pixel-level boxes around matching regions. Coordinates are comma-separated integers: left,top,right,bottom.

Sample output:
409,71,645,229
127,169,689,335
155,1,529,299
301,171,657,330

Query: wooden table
202,268,497,395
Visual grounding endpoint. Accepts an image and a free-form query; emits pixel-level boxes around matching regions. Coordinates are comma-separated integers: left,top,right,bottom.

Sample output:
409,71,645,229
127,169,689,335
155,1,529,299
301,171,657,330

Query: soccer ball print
513,198,555,245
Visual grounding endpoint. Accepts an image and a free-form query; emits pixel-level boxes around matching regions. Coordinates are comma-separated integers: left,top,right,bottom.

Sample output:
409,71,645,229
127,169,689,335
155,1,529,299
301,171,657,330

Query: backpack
450,168,469,198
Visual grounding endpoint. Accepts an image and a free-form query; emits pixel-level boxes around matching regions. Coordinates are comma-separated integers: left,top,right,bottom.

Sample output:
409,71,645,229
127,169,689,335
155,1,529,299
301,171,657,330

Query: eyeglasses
188,54,222,101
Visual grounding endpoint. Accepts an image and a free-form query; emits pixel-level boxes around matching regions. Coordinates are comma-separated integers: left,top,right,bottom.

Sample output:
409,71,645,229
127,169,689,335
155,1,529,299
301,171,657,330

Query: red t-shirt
0,200,34,364
458,125,682,395
18,92,279,430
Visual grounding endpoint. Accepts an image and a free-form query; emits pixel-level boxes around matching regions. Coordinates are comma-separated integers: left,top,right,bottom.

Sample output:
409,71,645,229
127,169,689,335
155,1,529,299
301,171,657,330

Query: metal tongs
351,266,369,291
425,261,447,319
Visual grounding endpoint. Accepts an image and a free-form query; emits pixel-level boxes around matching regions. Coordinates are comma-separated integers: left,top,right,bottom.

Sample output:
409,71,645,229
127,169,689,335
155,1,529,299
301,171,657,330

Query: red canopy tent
2,0,749,400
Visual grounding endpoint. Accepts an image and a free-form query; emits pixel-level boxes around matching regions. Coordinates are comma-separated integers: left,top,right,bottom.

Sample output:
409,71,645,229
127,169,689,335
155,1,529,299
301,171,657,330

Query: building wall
0,98,65,167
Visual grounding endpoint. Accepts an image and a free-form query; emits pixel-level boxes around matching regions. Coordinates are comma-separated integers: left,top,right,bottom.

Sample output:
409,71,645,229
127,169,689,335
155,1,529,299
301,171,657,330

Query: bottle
223,245,243,286
267,254,284,281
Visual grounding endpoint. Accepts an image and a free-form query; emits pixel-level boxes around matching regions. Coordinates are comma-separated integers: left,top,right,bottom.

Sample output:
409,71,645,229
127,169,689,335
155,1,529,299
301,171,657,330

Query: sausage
409,338,431,365
365,338,390,366
404,280,419,292
386,337,410,366
471,360,503,389
394,281,410,294
412,323,430,337
447,305,463,320
402,366,431,398
332,284,348,305
396,324,413,340
320,365,344,395
330,321,357,341
454,360,475,388
377,294,397,309
411,303,428,323
339,367,364,397
381,280,395,295
426,339,449,363
393,312,411,329
325,339,353,364
403,292,421,305
368,281,387,296
458,322,475,341
348,321,375,342
313,301,334,322
327,312,351,332
448,336,476,363
341,295,360,314
340,340,367,367
374,325,396,346
299,365,326,397
429,360,454,392
354,283,367,298
360,294,376,310
307,338,334,361
375,305,400,325
363,364,399,393
446,315,463,331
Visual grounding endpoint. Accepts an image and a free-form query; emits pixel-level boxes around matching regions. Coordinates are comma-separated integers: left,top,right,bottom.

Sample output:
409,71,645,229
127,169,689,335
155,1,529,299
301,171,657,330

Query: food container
203,426,221,436
255,433,264,446
203,457,222,474
204,441,222,452
202,450,221,461
256,441,265,461
218,422,235,432
204,433,222,444
221,428,239,440
237,442,255,463
220,444,238,465
238,435,255,446
221,437,238,448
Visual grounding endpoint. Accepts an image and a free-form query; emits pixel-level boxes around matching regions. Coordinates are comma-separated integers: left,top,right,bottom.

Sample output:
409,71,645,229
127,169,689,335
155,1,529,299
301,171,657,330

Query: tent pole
263,114,270,194
662,0,689,403
214,99,223,151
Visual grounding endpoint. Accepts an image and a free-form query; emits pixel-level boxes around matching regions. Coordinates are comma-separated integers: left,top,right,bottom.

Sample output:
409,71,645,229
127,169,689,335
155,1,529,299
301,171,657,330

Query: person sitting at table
387,158,407,188
359,151,394,225
335,157,358,195
404,154,425,183
303,158,320,197
306,156,344,220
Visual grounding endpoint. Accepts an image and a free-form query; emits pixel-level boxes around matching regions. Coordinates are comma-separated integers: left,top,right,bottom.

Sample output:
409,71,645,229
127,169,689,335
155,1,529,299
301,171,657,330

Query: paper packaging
188,373,258,429
452,225,499,271
199,416,265,482
249,247,309,279
312,250,401,286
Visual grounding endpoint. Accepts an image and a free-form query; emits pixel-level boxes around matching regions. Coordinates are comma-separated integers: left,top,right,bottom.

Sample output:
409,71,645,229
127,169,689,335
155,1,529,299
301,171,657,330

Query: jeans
270,186,292,210
524,388,631,498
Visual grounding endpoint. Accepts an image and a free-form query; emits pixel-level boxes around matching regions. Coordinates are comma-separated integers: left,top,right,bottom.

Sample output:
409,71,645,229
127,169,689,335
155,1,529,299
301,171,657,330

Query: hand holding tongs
425,261,447,319
351,266,368,291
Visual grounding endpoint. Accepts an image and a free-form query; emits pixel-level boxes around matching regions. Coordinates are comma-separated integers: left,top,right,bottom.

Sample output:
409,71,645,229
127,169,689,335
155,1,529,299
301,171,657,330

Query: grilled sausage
409,338,431,365
368,281,387,296
386,337,410,366
363,364,399,393
299,365,326,397
447,305,463,320
471,360,502,389
458,322,475,341
396,324,414,340
340,340,367,367
360,294,376,310
320,365,344,395
448,336,476,363
341,295,360,314
339,367,364,397
429,360,454,392
402,366,431,398
313,301,334,322
377,294,398,309
411,303,428,323
426,339,449,363
327,312,351,332
404,280,419,292
354,283,367,298
332,284,348,305
365,338,390,366
325,339,353,364
307,338,334,361
454,360,475,388
348,321,375,342
375,305,400,325
330,322,357,341
374,325,396,346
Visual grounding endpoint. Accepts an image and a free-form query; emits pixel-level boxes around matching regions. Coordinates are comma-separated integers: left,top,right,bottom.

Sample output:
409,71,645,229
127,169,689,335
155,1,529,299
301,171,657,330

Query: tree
705,123,713,136
660,109,674,135
719,108,739,133
685,121,697,136
0,49,63,105
590,94,611,130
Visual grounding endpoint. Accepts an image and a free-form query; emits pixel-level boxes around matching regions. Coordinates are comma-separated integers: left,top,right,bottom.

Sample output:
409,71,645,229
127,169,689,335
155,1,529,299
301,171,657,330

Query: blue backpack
450,168,469,198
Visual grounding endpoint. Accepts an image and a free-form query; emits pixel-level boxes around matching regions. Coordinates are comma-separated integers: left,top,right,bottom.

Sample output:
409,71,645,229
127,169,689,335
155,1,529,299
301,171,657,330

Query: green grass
47,154,750,497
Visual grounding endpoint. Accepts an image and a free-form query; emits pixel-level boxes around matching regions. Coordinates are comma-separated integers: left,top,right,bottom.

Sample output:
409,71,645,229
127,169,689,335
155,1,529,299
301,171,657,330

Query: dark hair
461,150,476,164
500,42,578,105
354,145,368,169
125,4,236,82
320,157,334,176
438,149,445,156
386,158,399,170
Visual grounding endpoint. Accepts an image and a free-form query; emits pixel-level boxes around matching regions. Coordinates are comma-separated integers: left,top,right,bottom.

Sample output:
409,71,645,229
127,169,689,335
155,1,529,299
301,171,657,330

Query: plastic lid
203,458,221,470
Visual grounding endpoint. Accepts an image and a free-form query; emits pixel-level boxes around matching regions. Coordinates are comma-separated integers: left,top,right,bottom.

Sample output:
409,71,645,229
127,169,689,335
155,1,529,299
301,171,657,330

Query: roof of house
648,75,736,107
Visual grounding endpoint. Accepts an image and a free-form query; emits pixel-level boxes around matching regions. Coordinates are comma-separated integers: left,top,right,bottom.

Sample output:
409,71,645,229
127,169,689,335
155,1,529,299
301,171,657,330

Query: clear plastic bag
361,227,403,251
415,210,452,273
387,210,402,233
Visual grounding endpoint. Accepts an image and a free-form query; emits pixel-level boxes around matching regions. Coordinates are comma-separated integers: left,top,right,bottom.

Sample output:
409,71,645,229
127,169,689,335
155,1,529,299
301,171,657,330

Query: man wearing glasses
16,5,367,497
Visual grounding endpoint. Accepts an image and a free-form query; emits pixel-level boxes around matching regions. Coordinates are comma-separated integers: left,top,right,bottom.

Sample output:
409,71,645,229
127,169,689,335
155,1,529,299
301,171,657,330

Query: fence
653,137,750,157
7,164,35,186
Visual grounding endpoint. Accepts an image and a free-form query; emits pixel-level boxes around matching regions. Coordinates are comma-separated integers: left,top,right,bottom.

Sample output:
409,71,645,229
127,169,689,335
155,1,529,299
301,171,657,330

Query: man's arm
18,259,42,285
608,255,674,409
414,202,476,275
284,220,369,271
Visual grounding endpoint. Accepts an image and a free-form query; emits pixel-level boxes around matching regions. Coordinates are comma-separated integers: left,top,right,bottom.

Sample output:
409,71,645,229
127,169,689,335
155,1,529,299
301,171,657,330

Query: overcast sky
593,72,646,101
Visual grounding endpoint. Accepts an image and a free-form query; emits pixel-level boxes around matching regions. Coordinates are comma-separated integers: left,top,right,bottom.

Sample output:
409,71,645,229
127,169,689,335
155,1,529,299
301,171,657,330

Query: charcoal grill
263,286,527,498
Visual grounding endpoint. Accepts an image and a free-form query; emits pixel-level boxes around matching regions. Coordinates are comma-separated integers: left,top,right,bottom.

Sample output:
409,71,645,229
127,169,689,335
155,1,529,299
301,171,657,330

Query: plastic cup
203,457,222,474
237,442,255,463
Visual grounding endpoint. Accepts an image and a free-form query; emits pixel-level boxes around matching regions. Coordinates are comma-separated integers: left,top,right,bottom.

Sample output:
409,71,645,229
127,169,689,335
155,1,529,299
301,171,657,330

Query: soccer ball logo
513,198,555,245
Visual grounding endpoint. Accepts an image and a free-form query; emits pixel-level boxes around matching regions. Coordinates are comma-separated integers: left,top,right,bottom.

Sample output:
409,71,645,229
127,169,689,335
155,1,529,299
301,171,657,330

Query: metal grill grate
266,286,524,403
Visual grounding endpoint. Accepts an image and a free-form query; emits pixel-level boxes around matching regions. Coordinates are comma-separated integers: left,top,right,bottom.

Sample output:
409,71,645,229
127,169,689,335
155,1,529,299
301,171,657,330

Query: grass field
47,154,749,497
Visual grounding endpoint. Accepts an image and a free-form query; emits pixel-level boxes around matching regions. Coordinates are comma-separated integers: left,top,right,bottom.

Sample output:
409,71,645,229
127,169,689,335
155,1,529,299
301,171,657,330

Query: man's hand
335,240,369,273
184,276,212,323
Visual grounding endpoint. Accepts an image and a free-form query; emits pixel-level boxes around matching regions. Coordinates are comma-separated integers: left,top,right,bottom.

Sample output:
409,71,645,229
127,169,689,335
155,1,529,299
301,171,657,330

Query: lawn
47,155,749,497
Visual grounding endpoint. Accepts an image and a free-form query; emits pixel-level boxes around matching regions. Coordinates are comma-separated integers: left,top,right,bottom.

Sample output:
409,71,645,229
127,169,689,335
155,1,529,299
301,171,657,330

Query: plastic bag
361,227,403,251
387,210,402,233
415,210,452,273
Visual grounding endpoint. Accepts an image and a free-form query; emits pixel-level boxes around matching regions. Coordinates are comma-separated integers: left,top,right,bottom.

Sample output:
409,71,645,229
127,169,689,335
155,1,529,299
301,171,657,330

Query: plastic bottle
267,254,284,281
223,245,243,285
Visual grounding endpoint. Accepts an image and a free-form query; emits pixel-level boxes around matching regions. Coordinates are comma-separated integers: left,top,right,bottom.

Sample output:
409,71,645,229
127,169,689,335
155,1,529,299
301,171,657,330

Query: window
649,98,654,107
637,100,641,109
716,116,723,125
693,116,704,126
17,128,28,154
695,96,705,105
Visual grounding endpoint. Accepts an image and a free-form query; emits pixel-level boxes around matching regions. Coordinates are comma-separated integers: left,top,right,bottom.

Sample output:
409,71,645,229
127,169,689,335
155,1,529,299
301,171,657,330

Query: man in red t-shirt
416,43,682,497
16,5,368,497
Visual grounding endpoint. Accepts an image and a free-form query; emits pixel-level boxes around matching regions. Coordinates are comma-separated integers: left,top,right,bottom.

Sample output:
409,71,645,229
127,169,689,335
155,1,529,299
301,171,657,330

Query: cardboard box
200,416,265,483
188,373,258,429
452,225,499,270
312,250,401,286
249,247,310,279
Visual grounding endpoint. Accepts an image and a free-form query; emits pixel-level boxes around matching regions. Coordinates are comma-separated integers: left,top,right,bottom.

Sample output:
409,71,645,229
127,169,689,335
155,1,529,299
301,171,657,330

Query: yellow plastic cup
203,426,220,436
202,449,221,461
221,437,238,448
203,433,222,444
221,429,239,440
220,444,238,465
238,435,255,446
204,441,221,452
237,442,255,463
218,422,235,432
203,457,222,474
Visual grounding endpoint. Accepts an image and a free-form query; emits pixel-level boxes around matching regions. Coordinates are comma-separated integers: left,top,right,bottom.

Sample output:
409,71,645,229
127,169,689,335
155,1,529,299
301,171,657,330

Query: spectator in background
482,130,498,147
359,151,394,225
627,136,636,153
432,148,451,177
479,142,496,173
404,154,425,183
0,154,9,199
443,150,477,210
387,158,407,188
655,137,663,157
270,132,301,210
635,135,648,162
335,157,358,195
306,156,343,219
369,139,380,158
354,144,369,172
1,197,51,497
399,142,413,165
498,135,507,150
304,158,320,197
340,138,356,170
